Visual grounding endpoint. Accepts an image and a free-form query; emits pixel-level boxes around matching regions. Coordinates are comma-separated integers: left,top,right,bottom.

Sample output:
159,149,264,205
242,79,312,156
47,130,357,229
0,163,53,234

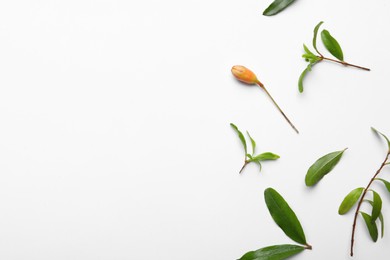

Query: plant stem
256,82,299,134
304,244,312,250
239,161,249,174
320,56,370,71
350,151,390,256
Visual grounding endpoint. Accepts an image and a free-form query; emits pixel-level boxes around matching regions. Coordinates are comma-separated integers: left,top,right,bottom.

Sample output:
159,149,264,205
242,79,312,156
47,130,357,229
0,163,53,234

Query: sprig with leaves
239,188,312,260
230,123,280,174
299,21,370,93
263,0,296,16
338,128,390,256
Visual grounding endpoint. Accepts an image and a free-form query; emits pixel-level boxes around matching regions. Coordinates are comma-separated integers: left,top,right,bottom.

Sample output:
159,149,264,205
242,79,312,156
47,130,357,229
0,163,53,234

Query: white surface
0,0,389,259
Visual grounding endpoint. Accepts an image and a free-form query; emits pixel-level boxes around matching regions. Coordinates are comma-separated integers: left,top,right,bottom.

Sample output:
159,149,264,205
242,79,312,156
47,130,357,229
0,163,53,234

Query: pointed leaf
365,200,384,238
371,127,390,151
312,21,324,55
338,187,364,215
375,178,390,193
321,30,344,61
303,44,316,57
251,152,280,162
247,131,256,155
230,123,247,156
305,149,347,186
239,244,305,260
263,0,296,16
264,188,307,245
360,212,378,242
298,65,311,93
371,190,382,221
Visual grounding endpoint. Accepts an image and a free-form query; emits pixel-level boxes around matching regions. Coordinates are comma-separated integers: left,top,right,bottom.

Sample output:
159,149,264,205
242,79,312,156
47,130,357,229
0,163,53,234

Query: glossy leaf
264,188,307,245
375,178,390,193
366,200,384,238
360,212,378,242
312,21,324,55
321,30,344,61
371,127,390,151
263,0,296,16
231,123,247,156
338,187,364,215
251,152,280,162
298,64,311,93
305,149,347,186
239,244,305,260
371,190,382,221
247,131,256,155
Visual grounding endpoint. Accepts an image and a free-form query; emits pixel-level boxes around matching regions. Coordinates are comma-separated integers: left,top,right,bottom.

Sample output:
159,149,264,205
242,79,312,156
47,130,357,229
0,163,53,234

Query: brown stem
304,244,312,250
239,161,249,174
320,57,370,71
256,82,299,134
350,151,390,256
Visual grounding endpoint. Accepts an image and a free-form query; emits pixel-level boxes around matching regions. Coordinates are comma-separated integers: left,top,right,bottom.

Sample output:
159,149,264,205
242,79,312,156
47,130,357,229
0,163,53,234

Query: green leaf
379,213,385,238
365,200,384,238
264,188,307,245
263,0,296,16
305,149,347,186
247,131,256,155
312,21,324,55
371,190,382,221
239,244,305,260
375,178,390,193
251,152,280,162
303,44,316,57
360,212,378,242
298,64,312,93
338,187,365,215
230,123,247,156
321,30,344,61
371,127,390,151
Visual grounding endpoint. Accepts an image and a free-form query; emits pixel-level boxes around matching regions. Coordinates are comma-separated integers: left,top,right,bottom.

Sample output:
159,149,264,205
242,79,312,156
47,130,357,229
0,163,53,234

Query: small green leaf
239,244,305,260
371,190,382,221
263,0,296,16
264,188,307,245
365,200,384,238
371,127,390,151
338,187,365,215
360,212,378,242
312,21,324,55
231,123,247,157
298,64,312,93
303,44,315,57
247,131,256,155
251,152,280,162
379,213,385,238
321,30,344,61
305,149,347,186
375,178,390,193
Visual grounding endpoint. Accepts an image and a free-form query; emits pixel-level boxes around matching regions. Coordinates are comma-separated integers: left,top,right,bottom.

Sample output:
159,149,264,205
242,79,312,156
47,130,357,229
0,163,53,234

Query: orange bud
231,65,259,85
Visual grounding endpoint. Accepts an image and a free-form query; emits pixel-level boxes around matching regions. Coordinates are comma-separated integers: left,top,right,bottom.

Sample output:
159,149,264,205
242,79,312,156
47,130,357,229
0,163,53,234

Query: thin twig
320,57,370,71
350,151,390,256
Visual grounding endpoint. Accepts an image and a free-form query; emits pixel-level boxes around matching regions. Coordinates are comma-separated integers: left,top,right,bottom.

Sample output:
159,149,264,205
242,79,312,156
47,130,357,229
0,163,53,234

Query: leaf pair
263,0,296,16
231,123,280,173
239,188,311,260
305,148,347,186
299,21,369,93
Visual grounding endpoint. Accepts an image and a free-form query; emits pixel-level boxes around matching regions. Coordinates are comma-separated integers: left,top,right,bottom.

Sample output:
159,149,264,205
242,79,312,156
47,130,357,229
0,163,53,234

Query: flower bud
231,65,259,85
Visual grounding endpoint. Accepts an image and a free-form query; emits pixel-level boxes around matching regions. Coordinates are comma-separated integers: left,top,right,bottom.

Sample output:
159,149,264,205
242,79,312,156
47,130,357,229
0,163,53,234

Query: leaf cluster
298,21,369,93
231,123,280,173
338,128,390,249
239,188,311,260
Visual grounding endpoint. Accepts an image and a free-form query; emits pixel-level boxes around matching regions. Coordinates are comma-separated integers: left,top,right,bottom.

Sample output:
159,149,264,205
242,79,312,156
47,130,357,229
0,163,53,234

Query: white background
0,0,389,259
